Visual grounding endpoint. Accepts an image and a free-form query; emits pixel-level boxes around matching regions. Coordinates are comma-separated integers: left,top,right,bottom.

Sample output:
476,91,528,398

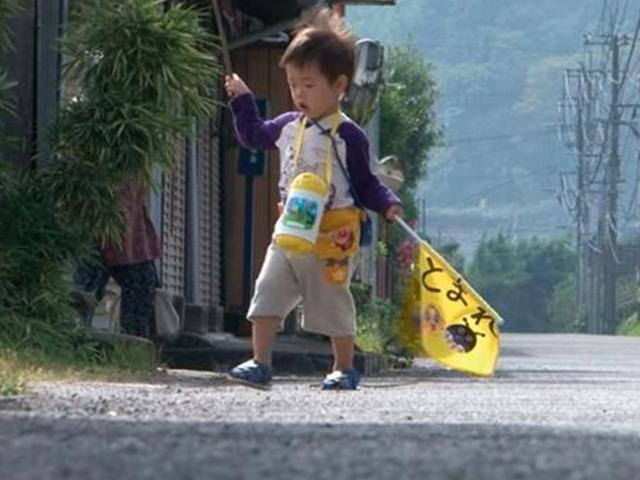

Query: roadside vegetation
354,44,441,359
0,0,219,395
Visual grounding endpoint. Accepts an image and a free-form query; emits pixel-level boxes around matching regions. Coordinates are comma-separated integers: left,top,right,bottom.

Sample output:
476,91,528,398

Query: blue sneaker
228,359,273,390
321,369,361,390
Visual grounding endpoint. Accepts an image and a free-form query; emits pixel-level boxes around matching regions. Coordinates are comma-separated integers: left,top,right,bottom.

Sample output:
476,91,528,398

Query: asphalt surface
1,333,640,480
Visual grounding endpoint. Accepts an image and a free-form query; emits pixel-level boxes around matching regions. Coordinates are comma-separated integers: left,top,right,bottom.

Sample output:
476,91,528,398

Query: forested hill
348,0,604,255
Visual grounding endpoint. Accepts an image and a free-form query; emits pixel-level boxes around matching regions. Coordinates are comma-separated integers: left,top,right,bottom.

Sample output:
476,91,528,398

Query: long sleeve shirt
230,93,400,216
100,179,161,267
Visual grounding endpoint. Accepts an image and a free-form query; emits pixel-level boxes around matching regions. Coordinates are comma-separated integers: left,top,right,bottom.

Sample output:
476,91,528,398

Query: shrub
1,0,220,362
352,282,400,354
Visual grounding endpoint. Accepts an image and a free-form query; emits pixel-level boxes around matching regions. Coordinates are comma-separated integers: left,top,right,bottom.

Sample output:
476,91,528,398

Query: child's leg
324,334,361,390
72,257,111,326
111,261,158,337
252,316,281,365
228,245,300,388
331,335,355,371
245,246,301,363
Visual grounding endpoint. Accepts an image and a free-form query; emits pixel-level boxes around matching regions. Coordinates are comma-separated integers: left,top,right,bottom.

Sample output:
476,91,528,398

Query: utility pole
579,64,602,334
566,7,640,335
560,67,599,332
565,68,589,329
582,32,630,334
603,37,621,334
575,69,588,331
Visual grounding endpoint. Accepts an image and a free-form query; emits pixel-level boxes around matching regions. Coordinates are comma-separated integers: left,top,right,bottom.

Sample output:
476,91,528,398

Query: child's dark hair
279,8,356,83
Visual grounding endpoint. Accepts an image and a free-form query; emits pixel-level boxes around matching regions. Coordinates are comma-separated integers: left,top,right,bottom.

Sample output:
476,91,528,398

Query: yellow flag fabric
398,241,501,376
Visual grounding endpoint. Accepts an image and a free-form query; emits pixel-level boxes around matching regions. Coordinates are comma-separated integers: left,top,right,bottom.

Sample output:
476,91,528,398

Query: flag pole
395,216,424,245
211,0,233,74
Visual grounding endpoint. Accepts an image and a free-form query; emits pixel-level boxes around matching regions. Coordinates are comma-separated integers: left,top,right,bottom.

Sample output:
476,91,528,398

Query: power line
449,169,553,208
446,129,555,146
423,43,578,56
426,134,562,179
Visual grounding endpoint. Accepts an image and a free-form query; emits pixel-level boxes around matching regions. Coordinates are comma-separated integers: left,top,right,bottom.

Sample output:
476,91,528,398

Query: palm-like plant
0,165,91,354
0,70,16,116
1,0,221,353
0,0,20,50
49,0,221,244
0,0,88,355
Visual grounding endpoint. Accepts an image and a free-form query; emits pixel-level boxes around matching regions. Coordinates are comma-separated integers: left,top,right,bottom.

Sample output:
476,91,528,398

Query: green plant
380,44,441,190
0,342,157,391
100,341,157,374
547,272,585,333
0,1,90,358
375,240,389,261
0,69,16,116
0,371,24,396
352,282,400,354
618,314,640,336
0,349,28,396
49,0,221,245
378,45,441,303
0,165,94,355
1,0,221,366
0,0,20,51
356,298,399,354
468,234,576,332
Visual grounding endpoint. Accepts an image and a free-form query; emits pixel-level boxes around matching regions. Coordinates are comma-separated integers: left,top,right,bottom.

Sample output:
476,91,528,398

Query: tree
49,0,220,245
467,233,526,327
379,44,441,303
548,273,582,332
468,234,575,332
380,44,441,190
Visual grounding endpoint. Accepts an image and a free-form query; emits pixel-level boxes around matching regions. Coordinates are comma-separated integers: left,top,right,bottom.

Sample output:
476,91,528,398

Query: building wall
223,44,293,321
197,115,223,309
161,140,188,298
160,110,224,328
3,1,63,170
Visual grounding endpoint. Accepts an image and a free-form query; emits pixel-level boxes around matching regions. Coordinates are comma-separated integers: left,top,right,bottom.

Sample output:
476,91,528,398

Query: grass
0,369,25,396
618,314,640,336
0,0,218,395
354,294,400,355
0,341,159,396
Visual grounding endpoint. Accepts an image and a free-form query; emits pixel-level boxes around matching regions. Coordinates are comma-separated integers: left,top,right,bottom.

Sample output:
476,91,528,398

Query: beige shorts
247,244,356,337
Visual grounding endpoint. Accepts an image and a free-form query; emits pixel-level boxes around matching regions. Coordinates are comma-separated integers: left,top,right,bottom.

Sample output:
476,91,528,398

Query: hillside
348,0,607,255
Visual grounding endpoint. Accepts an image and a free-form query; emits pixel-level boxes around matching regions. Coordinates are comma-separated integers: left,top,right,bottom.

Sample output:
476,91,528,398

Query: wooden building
1,0,394,337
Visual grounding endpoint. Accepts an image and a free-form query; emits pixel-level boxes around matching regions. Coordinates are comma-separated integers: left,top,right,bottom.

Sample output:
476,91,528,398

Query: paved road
1,334,640,480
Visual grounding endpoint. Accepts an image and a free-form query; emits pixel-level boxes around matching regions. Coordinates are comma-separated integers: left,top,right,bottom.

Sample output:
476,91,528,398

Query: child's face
285,62,347,120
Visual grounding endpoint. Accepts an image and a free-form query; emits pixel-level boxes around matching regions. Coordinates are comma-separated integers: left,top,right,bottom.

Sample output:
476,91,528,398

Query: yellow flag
398,240,501,376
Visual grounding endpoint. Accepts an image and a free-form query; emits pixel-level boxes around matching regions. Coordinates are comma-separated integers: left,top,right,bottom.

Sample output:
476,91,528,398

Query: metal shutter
161,139,187,297
198,119,213,305
209,115,223,308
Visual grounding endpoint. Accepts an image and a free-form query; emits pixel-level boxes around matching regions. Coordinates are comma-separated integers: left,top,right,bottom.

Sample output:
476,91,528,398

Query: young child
225,8,401,390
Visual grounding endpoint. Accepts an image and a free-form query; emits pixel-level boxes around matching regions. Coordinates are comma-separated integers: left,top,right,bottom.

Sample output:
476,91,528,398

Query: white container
274,172,328,253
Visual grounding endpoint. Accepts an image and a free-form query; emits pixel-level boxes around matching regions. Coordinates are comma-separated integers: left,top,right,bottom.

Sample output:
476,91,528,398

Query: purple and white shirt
230,93,400,216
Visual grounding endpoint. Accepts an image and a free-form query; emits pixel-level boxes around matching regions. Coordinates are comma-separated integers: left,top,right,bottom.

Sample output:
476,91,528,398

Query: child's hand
224,73,250,98
384,204,402,222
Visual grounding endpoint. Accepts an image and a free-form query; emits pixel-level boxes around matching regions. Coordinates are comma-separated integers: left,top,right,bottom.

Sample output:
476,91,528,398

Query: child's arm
226,74,297,150
340,122,401,220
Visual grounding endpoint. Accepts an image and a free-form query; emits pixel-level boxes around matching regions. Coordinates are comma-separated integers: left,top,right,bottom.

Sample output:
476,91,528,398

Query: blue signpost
238,99,268,310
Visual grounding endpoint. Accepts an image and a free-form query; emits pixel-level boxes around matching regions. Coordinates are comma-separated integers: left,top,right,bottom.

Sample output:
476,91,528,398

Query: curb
160,333,387,376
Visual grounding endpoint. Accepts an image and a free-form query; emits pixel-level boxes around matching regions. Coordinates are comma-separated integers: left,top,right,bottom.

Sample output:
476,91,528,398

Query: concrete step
160,332,387,375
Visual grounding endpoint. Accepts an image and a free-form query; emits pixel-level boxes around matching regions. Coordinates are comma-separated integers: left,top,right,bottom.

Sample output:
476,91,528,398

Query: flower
333,227,354,250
